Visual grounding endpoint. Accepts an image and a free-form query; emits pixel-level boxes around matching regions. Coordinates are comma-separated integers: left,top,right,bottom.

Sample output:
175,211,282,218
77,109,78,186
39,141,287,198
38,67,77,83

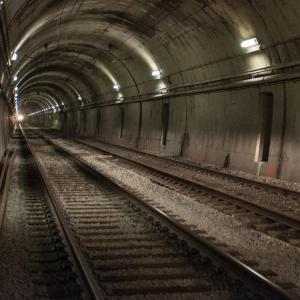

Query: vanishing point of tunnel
0,1,300,299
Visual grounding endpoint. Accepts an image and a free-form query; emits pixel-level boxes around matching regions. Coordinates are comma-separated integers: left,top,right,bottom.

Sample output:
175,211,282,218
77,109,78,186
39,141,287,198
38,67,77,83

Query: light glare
16,114,24,122
152,69,161,78
113,84,120,91
11,53,18,61
241,38,259,48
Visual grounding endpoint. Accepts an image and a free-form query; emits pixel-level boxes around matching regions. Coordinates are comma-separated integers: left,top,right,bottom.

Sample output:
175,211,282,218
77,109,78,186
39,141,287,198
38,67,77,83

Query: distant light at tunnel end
16,114,24,122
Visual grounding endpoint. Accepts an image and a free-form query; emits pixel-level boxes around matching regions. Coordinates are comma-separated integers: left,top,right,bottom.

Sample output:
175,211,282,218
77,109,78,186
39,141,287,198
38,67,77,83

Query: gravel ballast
74,138,300,220
29,139,250,300
38,137,300,296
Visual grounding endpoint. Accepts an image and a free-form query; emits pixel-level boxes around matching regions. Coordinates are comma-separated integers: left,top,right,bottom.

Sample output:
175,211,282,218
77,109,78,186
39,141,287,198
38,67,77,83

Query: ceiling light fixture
152,69,161,78
11,53,18,61
113,84,120,91
241,38,261,53
241,38,258,48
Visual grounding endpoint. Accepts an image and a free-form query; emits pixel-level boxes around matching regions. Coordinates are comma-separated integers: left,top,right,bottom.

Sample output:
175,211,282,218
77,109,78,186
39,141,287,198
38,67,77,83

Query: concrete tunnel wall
5,1,299,185
0,97,12,159
31,77,300,184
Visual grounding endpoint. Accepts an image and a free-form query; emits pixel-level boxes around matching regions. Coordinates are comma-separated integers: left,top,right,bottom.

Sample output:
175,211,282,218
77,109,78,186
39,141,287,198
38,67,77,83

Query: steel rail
19,125,105,300
35,129,298,300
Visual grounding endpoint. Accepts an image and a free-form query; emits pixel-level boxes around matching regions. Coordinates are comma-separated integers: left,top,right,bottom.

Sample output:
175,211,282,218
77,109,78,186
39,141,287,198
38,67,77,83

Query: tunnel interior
0,0,299,181
0,1,300,299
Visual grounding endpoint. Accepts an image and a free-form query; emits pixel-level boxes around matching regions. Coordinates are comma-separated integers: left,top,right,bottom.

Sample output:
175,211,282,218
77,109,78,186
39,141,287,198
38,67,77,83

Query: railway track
18,126,299,299
8,132,103,299
70,136,300,199
19,144,85,299
33,128,300,199
33,128,300,248
70,138,300,216
96,151,300,247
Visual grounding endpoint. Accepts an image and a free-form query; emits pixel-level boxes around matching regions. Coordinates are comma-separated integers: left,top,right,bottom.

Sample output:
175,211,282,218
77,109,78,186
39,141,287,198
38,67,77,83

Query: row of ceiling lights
28,102,65,116
12,38,259,118
109,38,259,94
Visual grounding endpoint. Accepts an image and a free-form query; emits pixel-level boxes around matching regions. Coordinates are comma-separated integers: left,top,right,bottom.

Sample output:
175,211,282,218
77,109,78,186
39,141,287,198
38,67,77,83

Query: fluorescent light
11,53,18,61
152,69,161,78
78,96,82,101
14,87,18,91
113,84,120,91
14,75,18,81
241,38,259,48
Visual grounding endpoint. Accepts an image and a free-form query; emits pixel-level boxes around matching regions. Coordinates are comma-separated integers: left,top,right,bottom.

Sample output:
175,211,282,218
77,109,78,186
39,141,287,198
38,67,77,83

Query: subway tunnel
0,0,300,299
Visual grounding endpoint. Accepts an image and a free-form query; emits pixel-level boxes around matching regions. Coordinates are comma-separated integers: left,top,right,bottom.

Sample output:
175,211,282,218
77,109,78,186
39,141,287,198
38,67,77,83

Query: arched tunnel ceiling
0,0,300,115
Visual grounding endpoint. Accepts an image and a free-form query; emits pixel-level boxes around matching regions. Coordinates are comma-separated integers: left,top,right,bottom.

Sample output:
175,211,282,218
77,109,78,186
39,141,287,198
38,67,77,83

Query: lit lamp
113,84,120,91
11,53,18,61
152,69,161,79
16,114,24,122
241,38,260,53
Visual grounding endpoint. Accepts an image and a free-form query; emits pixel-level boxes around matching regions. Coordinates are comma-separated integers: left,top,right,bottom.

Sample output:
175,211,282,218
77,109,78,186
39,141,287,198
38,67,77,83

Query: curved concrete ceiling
1,0,299,115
